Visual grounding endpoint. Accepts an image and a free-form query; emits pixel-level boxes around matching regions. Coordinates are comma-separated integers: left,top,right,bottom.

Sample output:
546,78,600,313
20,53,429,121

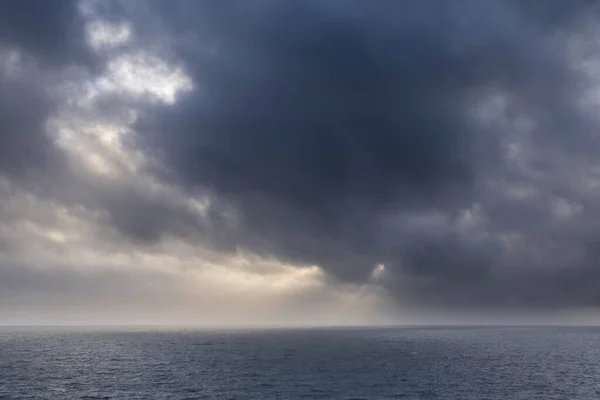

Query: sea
1,326,599,399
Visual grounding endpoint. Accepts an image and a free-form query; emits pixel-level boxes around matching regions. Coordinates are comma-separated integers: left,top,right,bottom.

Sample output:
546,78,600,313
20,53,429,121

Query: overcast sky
3,0,600,325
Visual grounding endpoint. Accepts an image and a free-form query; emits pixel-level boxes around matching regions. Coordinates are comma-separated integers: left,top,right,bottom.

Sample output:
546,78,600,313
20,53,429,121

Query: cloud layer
3,0,600,324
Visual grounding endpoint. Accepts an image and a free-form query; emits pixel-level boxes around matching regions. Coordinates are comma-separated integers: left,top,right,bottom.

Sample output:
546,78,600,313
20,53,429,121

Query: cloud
0,79,59,179
4,0,600,323
0,0,93,67
0,0,98,186
124,0,600,309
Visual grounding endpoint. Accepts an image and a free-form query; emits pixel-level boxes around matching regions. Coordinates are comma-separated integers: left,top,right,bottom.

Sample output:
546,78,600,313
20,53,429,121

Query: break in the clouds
3,0,600,325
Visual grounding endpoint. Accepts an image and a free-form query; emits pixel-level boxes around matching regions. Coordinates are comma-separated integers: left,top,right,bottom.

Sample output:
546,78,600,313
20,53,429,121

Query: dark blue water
1,326,599,399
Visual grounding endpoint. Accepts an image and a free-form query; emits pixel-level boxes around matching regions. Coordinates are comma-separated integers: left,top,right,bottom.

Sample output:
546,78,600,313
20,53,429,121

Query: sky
3,0,600,326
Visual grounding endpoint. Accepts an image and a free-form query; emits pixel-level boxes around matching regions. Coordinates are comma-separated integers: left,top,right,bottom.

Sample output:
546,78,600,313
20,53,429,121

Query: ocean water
1,326,599,399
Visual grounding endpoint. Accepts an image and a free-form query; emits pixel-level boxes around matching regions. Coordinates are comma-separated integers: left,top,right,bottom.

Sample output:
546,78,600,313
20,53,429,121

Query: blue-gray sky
2,0,600,325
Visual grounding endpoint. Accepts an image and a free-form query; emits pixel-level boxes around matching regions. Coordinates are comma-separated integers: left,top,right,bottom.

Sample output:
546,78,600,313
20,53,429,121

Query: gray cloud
0,0,203,249
0,0,94,67
4,0,600,317
126,0,600,307
0,81,60,179
0,0,95,184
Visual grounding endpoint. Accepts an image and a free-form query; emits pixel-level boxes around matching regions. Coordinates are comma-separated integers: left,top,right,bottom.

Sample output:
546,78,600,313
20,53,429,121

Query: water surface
1,326,599,399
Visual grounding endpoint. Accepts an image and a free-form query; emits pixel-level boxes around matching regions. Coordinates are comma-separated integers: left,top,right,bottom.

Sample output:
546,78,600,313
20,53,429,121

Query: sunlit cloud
86,20,131,51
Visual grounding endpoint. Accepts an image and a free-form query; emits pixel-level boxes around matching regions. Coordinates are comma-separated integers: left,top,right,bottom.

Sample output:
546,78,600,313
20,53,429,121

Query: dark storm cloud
138,0,499,278
5,0,600,313
0,81,61,179
129,0,600,306
0,0,94,67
